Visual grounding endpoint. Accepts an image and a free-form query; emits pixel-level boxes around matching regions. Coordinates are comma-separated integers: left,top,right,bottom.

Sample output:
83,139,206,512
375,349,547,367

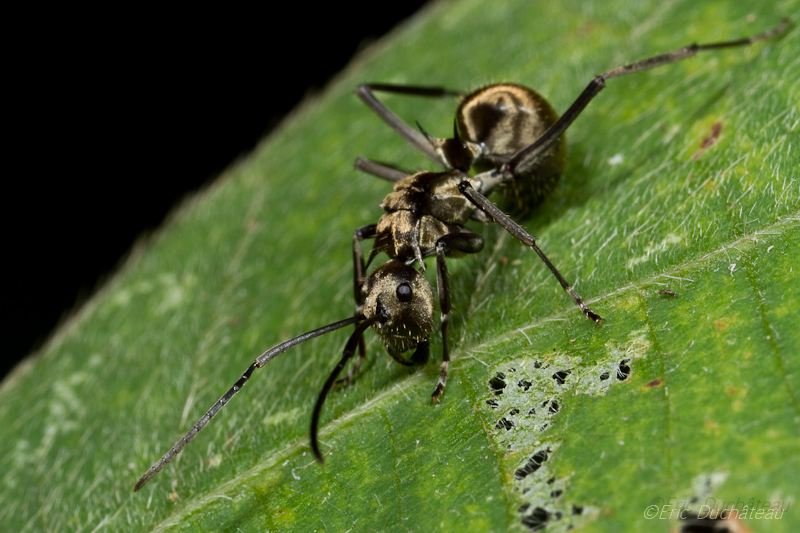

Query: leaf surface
1,1,798,532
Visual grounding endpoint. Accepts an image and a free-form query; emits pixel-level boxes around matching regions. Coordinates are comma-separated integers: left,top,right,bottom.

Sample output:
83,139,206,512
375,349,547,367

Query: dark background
4,3,429,381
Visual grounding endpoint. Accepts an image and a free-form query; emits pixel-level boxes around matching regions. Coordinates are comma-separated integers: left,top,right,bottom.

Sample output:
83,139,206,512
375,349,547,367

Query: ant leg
361,83,465,98
334,347,365,389
337,225,378,388
387,349,417,366
502,19,789,176
459,181,602,323
410,338,431,365
354,157,411,183
431,232,485,402
356,83,464,168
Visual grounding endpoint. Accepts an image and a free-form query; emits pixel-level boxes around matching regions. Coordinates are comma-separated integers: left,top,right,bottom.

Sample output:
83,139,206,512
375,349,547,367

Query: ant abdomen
458,84,566,214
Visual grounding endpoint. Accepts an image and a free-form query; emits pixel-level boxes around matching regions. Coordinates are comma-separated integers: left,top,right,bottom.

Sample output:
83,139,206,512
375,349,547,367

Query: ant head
363,259,435,354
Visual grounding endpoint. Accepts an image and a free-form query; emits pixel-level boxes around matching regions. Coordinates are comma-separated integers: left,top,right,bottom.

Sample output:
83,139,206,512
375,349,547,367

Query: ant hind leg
459,181,601,323
356,83,464,168
502,19,790,177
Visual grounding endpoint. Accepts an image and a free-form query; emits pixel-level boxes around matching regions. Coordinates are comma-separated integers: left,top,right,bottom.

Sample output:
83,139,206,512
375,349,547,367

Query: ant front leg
431,232,485,402
459,182,602,324
356,83,464,168
337,224,378,388
502,19,790,176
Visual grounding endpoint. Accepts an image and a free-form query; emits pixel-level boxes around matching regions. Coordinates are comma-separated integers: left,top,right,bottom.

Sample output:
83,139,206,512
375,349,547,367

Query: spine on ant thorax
368,171,481,264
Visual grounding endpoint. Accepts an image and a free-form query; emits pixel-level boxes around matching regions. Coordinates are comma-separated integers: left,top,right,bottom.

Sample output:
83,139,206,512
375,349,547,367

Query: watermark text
643,497,789,520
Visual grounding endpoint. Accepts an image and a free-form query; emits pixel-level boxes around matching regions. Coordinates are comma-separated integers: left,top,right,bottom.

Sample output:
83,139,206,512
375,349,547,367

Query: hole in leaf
486,399,499,409
489,372,507,395
514,448,549,480
552,370,571,385
510,408,520,416
617,360,631,381
518,379,532,391
600,371,610,381
549,400,559,414
521,507,550,531
572,505,583,515
551,489,563,498
496,418,514,431
680,512,733,533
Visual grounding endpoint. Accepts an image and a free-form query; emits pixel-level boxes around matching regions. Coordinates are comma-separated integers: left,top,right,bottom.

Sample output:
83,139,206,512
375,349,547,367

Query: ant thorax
369,171,483,265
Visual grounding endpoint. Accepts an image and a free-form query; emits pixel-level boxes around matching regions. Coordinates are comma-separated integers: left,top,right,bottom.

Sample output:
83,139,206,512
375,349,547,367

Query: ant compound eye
396,282,413,303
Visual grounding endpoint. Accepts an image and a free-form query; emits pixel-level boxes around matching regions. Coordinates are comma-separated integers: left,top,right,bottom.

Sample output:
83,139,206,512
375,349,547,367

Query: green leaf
2,1,798,532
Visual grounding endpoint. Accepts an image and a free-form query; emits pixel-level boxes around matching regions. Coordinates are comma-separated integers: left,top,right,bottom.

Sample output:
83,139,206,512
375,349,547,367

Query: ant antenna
134,315,365,492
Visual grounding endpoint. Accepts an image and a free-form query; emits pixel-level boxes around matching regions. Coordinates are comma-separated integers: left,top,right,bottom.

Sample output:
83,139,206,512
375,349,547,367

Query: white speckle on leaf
627,234,683,269
263,407,301,426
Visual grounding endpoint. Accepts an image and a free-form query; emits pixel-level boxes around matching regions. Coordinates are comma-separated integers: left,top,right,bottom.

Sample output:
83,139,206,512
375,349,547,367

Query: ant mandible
134,18,788,492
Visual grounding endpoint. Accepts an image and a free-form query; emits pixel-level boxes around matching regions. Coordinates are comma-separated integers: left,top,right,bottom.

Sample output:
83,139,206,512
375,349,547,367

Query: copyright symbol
644,505,660,519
